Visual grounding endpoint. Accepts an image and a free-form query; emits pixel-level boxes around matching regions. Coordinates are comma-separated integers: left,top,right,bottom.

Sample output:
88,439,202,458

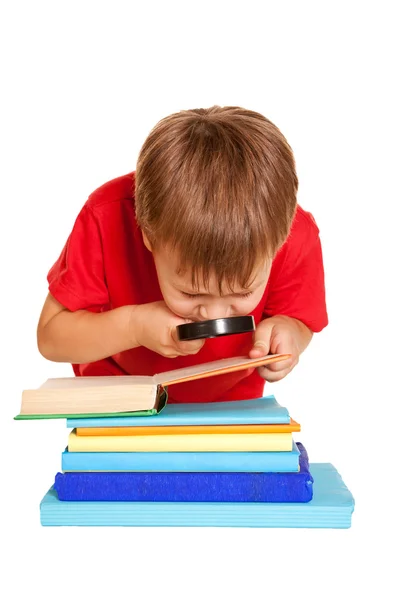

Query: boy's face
146,237,270,321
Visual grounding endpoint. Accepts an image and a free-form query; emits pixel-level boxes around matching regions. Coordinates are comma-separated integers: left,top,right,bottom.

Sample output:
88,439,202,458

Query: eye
180,291,253,299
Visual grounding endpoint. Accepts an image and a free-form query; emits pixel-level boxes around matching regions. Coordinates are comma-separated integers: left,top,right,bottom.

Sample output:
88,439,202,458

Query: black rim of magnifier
176,316,255,341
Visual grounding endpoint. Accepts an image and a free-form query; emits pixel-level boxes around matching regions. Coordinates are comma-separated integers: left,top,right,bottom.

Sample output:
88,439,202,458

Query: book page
40,376,154,389
21,376,158,415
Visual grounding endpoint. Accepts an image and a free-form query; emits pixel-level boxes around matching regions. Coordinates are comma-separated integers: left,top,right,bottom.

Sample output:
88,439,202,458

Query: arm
37,294,203,363
37,294,137,363
41,200,204,364
248,208,327,382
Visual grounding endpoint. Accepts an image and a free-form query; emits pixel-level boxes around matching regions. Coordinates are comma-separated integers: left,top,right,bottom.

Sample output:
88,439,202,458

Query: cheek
163,294,196,317
157,282,191,315
232,294,264,315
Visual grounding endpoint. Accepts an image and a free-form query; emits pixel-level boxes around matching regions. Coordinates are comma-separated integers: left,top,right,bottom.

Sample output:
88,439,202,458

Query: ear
142,231,153,252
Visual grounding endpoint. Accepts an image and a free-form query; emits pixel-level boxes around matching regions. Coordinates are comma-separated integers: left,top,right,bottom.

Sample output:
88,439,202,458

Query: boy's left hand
248,315,313,382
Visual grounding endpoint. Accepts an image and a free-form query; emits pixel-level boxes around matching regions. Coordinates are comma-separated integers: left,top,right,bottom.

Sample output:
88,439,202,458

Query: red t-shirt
47,172,328,403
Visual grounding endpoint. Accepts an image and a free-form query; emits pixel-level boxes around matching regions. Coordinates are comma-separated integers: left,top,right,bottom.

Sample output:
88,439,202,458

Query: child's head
135,106,298,320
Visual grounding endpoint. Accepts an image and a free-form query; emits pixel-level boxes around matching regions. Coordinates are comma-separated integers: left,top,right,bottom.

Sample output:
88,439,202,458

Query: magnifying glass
176,315,255,341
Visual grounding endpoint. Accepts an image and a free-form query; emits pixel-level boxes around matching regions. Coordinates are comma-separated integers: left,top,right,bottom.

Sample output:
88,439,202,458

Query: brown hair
135,106,298,292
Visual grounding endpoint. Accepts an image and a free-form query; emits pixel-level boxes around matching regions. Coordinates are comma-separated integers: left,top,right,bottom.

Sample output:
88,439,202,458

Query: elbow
37,325,60,362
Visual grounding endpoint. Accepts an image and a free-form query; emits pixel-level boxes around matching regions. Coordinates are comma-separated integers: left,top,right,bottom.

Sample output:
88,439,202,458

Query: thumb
249,326,273,358
170,318,193,343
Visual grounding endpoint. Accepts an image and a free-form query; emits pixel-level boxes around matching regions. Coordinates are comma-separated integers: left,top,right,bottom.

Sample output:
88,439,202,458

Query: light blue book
40,463,355,528
66,395,290,428
61,440,300,472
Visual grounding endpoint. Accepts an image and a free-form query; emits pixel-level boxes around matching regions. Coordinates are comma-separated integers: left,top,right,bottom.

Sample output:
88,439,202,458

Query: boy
37,106,328,404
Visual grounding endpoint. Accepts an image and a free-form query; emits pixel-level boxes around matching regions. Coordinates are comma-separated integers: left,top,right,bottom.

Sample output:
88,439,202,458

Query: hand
130,301,205,358
248,315,313,382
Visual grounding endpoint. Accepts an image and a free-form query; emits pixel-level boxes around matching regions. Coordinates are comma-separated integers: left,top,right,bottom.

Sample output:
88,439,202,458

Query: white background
1,1,399,599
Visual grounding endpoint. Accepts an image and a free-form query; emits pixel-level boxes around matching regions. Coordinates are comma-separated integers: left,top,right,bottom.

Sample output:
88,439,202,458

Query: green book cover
14,389,168,421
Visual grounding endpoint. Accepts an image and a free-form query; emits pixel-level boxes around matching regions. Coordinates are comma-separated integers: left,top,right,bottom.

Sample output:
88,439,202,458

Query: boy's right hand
130,301,205,358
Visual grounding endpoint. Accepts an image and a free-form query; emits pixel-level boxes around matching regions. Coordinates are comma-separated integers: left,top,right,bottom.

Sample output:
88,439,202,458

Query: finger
163,346,200,359
249,340,270,358
170,326,204,351
176,339,205,354
258,365,293,382
170,327,182,345
161,350,180,358
263,356,295,373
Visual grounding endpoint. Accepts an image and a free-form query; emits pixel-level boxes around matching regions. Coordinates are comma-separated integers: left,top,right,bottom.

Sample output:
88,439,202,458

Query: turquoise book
40,463,355,528
66,395,290,428
61,440,300,472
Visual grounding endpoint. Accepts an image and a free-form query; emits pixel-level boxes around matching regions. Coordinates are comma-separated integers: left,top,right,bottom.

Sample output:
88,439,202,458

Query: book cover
54,443,311,502
40,463,355,528
66,395,290,428
61,440,301,472
75,418,300,436
67,429,293,452
16,354,290,419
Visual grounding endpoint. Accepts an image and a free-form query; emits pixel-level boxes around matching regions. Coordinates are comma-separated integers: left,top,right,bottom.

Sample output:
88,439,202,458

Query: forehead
155,244,270,293
175,262,268,294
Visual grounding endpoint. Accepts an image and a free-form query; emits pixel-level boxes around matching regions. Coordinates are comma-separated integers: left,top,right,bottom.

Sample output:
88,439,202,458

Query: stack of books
57,396,308,502
16,355,355,528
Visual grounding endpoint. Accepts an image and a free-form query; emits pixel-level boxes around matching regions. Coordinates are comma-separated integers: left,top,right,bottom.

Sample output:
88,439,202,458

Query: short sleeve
47,205,109,312
263,210,328,332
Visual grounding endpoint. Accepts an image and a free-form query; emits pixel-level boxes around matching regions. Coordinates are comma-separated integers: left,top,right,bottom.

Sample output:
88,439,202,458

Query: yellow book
67,429,293,452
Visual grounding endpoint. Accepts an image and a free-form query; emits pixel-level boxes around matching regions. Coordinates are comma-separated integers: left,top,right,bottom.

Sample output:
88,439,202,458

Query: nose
199,303,231,320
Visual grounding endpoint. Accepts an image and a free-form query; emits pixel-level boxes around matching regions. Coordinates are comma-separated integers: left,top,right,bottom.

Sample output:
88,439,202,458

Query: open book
16,354,290,419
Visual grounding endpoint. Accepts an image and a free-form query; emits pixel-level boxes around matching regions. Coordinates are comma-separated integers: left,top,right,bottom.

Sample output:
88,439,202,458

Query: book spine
66,412,291,427
67,432,293,452
61,450,299,472
54,471,313,502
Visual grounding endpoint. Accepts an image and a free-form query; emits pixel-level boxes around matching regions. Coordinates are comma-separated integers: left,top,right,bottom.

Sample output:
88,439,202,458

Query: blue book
66,395,290,428
55,443,310,502
40,463,355,528
61,440,300,472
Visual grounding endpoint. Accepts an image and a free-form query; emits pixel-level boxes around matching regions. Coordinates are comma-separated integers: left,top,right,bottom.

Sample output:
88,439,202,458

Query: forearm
37,304,141,363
